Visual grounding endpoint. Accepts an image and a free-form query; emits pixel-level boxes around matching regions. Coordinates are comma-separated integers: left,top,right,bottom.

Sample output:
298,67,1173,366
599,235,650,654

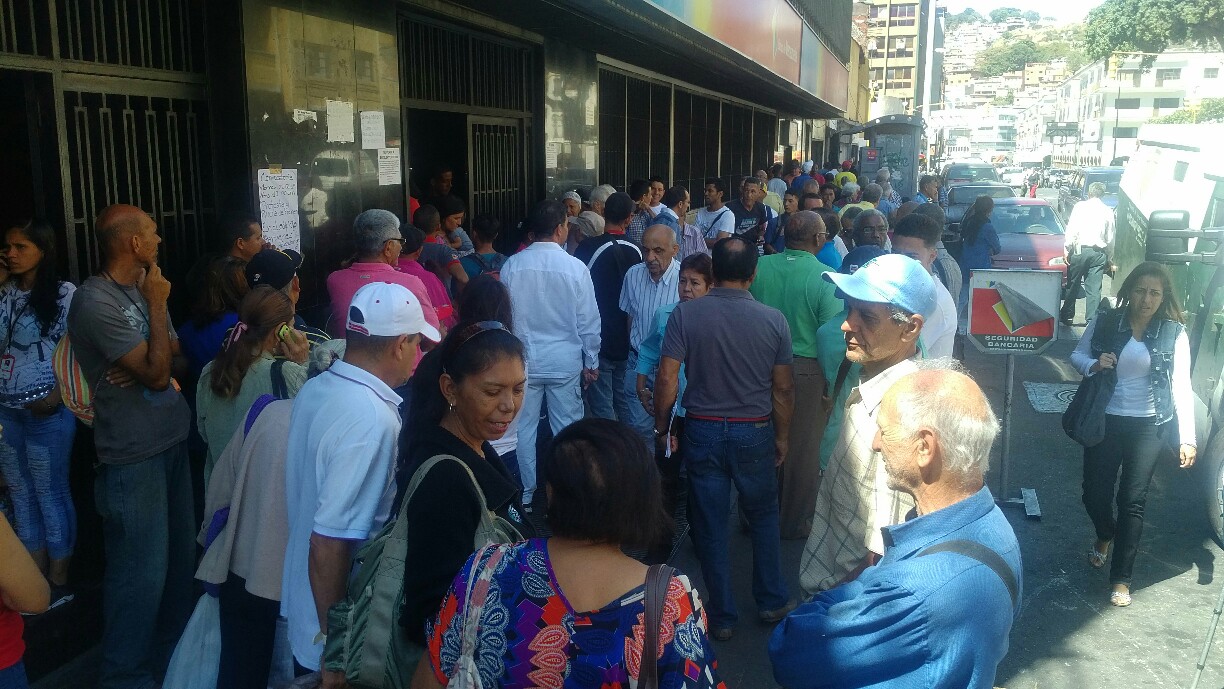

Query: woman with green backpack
395,318,534,652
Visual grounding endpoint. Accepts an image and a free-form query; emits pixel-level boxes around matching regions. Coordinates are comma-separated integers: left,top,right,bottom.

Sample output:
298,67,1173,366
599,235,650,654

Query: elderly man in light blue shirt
500,200,601,506
772,368,1021,689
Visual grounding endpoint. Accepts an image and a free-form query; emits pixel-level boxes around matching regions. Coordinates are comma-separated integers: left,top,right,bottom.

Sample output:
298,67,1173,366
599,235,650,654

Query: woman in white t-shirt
0,220,76,608
1070,262,1195,608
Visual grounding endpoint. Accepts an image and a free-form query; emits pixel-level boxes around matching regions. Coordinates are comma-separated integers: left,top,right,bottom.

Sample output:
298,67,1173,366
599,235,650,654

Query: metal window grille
56,0,204,72
63,90,213,282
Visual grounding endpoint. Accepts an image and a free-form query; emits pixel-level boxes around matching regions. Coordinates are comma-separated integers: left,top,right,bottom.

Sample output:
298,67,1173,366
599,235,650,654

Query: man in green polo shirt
749,211,843,539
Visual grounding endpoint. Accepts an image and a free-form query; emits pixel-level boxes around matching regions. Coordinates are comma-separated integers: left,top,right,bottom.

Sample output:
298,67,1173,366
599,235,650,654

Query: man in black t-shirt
726,176,769,254
574,192,643,422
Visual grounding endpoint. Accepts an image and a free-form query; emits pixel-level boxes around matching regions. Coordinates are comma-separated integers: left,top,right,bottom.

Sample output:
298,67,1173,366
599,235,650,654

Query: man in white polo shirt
281,282,440,681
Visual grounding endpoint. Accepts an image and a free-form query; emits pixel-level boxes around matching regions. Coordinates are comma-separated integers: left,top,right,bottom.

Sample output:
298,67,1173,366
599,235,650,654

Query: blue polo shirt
770,486,1022,689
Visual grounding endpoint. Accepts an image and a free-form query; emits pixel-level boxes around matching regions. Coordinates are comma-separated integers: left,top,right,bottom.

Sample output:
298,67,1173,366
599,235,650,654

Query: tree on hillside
990,7,1023,23
946,8,984,31
1083,0,1224,61
977,39,1040,76
1023,10,1041,22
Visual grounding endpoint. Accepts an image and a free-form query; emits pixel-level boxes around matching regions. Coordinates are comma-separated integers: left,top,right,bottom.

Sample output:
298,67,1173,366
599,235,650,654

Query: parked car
941,182,1017,257
988,198,1068,284
1057,166,1124,216
941,161,1001,187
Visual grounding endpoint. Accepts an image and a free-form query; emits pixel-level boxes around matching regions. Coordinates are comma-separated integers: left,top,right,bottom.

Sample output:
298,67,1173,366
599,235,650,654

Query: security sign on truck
968,269,1062,356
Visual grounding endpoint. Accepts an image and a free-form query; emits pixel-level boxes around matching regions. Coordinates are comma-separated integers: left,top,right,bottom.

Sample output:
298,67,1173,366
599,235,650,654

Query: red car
987,198,1068,284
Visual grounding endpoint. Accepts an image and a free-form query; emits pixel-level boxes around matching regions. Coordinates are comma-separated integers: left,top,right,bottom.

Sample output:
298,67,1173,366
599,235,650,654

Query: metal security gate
62,88,213,288
400,12,535,233
0,0,214,284
468,116,528,229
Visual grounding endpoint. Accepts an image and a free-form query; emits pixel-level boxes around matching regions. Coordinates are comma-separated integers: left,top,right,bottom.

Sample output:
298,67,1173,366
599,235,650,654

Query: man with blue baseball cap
799,253,939,595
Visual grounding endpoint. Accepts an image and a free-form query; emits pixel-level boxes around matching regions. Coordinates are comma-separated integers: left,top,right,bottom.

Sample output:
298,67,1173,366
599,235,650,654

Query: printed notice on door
326,100,355,143
257,168,300,252
377,148,401,186
360,110,386,149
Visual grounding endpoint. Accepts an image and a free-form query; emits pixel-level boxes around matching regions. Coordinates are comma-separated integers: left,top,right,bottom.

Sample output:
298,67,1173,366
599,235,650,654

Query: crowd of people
10,157,1197,689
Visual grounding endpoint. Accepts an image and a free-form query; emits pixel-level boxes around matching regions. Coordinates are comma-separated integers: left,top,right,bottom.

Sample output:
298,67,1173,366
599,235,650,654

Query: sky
940,0,1107,24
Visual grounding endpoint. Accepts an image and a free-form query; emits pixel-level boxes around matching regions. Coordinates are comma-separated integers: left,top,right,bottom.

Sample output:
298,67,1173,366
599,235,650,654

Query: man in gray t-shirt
654,236,796,639
67,204,194,689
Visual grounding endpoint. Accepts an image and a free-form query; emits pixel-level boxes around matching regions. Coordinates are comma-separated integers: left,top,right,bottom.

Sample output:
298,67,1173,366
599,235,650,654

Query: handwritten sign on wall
257,168,300,252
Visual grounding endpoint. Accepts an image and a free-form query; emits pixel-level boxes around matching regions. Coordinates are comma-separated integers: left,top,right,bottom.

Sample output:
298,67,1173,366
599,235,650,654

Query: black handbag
1062,366,1118,447
1062,310,1124,447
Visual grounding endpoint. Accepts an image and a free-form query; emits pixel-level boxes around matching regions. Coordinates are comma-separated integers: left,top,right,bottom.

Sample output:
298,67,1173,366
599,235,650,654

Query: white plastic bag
163,594,220,689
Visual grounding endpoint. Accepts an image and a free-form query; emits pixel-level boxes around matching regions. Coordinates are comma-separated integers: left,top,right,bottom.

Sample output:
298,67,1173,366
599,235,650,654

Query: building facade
1052,51,1224,167
0,0,852,679
864,0,937,118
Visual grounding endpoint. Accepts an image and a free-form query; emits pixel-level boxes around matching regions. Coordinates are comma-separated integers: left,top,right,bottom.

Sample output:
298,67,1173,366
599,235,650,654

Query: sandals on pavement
1110,588,1132,607
1088,542,1110,569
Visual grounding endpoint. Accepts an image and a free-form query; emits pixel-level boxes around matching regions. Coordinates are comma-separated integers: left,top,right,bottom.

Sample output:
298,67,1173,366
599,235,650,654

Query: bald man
620,224,680,446
772,367,1022,689
67,204,194,689
749,212,842,539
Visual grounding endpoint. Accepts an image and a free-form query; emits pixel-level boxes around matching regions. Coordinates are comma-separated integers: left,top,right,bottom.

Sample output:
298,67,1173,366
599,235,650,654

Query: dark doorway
0,70,65,249
406,107,469,212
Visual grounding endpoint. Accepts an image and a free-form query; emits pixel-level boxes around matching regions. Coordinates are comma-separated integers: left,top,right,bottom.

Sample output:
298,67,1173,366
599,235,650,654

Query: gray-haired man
773,368,1022,689
324,209,441,346
799,253,937,595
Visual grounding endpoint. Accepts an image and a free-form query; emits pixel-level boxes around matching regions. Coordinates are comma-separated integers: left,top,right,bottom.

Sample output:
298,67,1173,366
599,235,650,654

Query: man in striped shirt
619,224,681,446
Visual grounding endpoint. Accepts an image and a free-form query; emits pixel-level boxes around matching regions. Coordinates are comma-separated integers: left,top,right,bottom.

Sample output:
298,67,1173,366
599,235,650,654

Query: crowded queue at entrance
0,160,1193,689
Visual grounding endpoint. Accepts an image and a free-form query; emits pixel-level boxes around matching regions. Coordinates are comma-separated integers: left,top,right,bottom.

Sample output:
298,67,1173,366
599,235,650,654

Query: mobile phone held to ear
277,323,292,342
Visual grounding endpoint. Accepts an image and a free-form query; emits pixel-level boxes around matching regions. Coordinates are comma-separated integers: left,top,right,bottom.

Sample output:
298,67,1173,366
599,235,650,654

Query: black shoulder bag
1062,310,1124,447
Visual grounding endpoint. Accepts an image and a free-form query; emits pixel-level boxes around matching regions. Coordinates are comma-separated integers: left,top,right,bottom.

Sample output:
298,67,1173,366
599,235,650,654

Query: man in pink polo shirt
326,209,442,371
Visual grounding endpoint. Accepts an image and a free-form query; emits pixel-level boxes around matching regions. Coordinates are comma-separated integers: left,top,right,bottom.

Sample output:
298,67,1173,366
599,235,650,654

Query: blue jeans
621,352,654,448
0,405,77,558
584,355,631,422
0,661,28,689
94,442,196,689
683,418,789,629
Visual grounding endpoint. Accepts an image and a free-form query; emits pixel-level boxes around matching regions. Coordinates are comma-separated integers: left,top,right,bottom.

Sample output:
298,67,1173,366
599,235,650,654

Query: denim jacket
1092,307,1184,428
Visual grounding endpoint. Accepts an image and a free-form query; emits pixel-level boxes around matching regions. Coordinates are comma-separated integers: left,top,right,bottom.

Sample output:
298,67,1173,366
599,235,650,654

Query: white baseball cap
346,282,441,342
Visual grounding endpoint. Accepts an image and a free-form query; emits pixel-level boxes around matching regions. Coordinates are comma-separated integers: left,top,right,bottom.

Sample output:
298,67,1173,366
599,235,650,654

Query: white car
1003,168,1029,193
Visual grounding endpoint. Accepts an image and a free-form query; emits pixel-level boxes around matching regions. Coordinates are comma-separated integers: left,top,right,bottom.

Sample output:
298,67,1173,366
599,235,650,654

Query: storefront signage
647,0,802,86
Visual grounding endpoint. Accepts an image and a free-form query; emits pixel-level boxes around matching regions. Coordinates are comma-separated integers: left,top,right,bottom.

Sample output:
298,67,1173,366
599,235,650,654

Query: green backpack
323,454,523,688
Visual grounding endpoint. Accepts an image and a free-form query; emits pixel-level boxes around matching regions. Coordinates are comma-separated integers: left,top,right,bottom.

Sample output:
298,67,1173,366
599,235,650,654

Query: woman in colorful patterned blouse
413,418,726,689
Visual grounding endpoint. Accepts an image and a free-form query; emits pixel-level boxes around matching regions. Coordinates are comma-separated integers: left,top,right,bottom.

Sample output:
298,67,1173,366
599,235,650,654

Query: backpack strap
824,358,855,422
353,454,476,682
917,539,1018,610
270,359,289,399
243,394,278,436
472,252,494,274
